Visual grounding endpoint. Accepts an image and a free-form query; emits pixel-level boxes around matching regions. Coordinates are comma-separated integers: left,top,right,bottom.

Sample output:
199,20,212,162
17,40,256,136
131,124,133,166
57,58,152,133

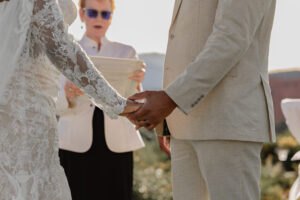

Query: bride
0,0,140,199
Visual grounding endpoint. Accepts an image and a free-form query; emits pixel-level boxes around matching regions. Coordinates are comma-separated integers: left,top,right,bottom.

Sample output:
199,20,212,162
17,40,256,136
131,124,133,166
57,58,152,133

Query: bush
133,128,173,200
133,128,300,199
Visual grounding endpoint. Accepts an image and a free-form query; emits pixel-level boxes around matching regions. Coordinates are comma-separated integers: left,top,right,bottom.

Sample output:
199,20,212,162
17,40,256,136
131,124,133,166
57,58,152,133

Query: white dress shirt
56,36,145,153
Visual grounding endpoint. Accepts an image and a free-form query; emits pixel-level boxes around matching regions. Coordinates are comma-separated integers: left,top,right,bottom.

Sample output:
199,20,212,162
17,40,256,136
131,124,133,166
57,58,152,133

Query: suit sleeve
164,0,273,115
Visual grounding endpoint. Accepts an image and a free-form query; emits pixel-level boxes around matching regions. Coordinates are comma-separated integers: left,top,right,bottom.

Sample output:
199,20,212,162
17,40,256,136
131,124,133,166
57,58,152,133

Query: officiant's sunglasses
83,8,112,20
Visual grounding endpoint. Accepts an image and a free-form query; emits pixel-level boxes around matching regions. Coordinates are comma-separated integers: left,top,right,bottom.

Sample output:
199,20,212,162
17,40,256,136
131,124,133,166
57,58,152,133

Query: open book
90,56,144,97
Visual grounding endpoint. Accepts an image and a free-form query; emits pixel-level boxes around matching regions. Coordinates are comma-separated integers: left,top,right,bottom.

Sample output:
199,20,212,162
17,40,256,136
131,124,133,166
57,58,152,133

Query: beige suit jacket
164,0,276,142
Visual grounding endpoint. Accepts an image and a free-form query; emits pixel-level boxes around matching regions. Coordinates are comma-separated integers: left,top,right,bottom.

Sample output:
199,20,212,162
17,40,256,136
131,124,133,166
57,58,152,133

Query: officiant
56,0,146,199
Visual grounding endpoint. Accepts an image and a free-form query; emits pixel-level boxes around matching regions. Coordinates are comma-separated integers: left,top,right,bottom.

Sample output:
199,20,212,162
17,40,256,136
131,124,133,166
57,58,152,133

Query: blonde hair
79,0,115,11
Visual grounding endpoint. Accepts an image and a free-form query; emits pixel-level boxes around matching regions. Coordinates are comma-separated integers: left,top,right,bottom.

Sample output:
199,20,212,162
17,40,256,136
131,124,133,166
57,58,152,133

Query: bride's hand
120,99,143,116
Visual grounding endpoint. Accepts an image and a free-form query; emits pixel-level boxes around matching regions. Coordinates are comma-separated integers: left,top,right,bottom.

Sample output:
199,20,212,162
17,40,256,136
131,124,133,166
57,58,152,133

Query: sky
69,0,300,70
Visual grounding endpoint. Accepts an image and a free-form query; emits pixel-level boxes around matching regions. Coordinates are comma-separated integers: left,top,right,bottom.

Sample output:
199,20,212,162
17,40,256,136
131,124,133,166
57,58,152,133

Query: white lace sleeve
31,0,126,119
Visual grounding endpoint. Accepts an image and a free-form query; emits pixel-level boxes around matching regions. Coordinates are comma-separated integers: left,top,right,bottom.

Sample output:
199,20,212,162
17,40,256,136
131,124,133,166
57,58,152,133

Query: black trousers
59,107,133,200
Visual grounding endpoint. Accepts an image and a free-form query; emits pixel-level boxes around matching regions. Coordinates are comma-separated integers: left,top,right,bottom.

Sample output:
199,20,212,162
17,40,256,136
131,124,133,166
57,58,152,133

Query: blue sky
69,0,300,70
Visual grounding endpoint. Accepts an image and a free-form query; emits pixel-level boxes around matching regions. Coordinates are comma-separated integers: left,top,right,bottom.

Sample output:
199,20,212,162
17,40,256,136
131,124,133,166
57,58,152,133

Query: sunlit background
69,0,174,54
69,0,300,70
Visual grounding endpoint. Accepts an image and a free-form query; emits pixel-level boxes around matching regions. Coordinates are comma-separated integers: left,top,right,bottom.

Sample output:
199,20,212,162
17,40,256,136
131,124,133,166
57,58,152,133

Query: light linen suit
163,0,276,199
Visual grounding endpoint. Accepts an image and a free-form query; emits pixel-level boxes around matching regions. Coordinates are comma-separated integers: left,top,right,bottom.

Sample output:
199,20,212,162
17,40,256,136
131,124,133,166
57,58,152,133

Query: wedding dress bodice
0,0,126,199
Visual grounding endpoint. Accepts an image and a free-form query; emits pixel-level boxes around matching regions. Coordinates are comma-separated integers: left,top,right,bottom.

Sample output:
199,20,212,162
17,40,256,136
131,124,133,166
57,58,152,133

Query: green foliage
260,155,295,200
261,130,299,200
132,128,300,199
133,128,173,200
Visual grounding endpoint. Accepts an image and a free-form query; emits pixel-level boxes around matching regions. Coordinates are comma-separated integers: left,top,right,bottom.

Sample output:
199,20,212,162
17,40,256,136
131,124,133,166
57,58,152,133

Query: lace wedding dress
0,0,126,199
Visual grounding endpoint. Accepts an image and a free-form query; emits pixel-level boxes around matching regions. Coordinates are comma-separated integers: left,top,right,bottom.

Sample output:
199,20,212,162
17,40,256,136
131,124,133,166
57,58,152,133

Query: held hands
126,91,177,130
120,99,143,115
124,90,175,157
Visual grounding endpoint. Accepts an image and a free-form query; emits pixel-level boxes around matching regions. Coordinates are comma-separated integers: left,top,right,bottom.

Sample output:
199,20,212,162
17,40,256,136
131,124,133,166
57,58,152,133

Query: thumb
128,91,148,101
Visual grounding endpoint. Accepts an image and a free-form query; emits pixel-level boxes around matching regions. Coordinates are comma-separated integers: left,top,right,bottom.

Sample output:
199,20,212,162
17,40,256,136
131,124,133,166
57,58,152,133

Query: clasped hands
65,80,177,130
123,91,177,131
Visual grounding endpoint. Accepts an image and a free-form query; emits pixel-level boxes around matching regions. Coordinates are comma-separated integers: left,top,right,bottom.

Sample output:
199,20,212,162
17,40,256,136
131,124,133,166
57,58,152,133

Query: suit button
169,34,175,40
90,104,93,107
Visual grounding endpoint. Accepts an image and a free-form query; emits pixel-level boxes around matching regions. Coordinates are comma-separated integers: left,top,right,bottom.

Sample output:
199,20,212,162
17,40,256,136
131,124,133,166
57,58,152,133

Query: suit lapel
170,0,183,27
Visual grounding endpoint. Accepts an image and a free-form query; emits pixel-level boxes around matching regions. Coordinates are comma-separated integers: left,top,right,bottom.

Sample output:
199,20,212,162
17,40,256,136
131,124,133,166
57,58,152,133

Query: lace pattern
32,0,126,119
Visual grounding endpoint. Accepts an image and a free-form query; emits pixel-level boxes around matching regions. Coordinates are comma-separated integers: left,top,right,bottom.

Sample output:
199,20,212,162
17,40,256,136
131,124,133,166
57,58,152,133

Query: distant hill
139,53,165,91
269,68,300,126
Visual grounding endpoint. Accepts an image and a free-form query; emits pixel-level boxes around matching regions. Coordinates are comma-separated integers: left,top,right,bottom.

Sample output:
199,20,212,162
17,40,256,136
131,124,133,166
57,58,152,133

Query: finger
128,73,143,79
137,84,141,92
128,77,143,84
64,84,71,92
128,92,148,101
128,70,142,76
128,75,139,81
125,114,138,125
70,82,79,88
135,125,141,130
145,123,155,131
132,107,150,120
162,146,171,156
75,91,84,96
136,120,150,127
72,86,82,93
136,69,146,74
127,113,139,123
123,102,143,114
128,74,144,83
130,68,145,75
160,137,171,156
163,137,171,148
66,82,76,91
124,103,143,114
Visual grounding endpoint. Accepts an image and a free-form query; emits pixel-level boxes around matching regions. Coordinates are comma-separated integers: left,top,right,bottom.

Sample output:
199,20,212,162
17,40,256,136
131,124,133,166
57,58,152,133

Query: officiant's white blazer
164,0,276,142
56,36,145,153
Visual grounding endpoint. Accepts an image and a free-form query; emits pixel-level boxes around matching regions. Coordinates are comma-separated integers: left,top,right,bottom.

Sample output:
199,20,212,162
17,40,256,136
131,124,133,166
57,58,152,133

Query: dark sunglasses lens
86,9,98,18
101,11,111,20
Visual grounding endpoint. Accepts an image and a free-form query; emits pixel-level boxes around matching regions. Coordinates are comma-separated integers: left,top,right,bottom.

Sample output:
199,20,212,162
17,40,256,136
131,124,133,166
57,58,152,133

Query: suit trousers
170,137,263,200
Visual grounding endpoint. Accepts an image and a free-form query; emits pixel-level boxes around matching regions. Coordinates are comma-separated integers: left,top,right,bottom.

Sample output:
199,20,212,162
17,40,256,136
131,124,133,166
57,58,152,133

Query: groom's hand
127,91,177,130
158,136,171,156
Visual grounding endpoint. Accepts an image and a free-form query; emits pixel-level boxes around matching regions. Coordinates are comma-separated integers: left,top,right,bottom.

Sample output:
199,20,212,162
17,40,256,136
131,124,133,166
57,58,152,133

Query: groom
128,0,276,199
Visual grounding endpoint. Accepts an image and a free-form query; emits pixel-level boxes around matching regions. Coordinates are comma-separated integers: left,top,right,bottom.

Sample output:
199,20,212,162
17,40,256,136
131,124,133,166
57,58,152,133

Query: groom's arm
165,0,273,115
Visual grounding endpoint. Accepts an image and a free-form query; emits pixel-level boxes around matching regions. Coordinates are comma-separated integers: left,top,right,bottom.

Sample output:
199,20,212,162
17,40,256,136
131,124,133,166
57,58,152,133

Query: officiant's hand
127,91,177,130
128,63,146,91
64,80,84,108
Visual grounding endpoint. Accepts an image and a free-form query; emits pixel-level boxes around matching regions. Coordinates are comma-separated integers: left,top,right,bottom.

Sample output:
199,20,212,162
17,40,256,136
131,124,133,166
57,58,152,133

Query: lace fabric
0,0,126,199
32,0,126,118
